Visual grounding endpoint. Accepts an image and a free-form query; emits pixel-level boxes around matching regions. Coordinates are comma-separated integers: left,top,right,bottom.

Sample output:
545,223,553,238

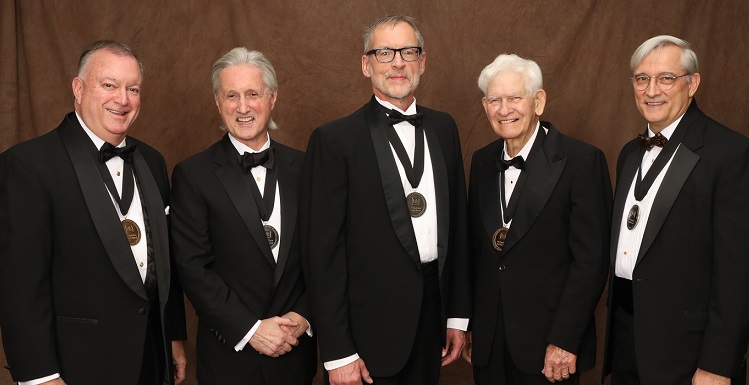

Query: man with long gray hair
603,35,749,385
170,47,316,384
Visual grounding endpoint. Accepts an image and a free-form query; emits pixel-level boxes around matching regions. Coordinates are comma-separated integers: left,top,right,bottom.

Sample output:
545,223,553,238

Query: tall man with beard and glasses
300,14,471,385
0,40,187,385
462,54,611,385
170,48,316,385
603,35,749,385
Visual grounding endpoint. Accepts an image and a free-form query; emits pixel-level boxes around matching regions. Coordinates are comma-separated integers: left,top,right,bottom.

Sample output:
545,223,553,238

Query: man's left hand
441,328,465,366
693,368,730,385
281,311,309,339
172,340,187,384
542,343,577,382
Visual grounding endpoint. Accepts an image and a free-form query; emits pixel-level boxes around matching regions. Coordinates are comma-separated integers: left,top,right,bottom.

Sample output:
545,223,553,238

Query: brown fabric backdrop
2,0,748,384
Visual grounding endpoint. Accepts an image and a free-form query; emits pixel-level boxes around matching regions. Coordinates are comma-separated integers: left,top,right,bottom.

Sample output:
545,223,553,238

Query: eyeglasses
631,73,689,91
365,47,423,63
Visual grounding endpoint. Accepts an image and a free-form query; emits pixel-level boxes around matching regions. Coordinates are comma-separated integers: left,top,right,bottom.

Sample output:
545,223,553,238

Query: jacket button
498,265,506,271
138,308,146,314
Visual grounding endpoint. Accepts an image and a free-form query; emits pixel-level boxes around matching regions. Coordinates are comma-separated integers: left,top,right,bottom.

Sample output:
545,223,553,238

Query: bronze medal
626,204,640,230
122,219,141,245
492,227,509,252
264,224,279,249
406,192,427,218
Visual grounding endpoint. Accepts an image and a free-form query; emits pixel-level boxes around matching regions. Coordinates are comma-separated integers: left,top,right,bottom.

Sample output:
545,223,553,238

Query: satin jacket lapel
215,136,276,268
365,98,421,266
57,113,149,301
131,149,171,303
610,146,640,264
636,106,704,265
478,141,504,249
502,125,566,255
273,141,298,287
421,110,449,276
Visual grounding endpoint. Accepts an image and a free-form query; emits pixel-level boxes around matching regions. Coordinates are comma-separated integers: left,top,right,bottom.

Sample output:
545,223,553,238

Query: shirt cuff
324,353,360,370
447,317,469,331
302,316,313,337
20,373,60,385
234,320,262,351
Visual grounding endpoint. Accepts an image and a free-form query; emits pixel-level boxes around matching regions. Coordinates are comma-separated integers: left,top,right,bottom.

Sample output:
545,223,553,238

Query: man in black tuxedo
170,48,316,385
300,14,470,385
462,54,612,385
603,35,749,385
0,40,187,385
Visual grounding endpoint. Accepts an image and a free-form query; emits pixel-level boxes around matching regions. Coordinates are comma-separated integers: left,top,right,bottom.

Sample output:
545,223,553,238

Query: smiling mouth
237,116,255,123
499,118,518,124
645,101,666,107
107,109,127,115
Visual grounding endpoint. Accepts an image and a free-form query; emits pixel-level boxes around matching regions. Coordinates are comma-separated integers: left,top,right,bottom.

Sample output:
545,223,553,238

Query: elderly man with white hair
463,53,612,385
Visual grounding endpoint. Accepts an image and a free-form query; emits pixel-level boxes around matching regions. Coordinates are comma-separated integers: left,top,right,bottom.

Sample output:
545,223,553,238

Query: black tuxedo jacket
0,112,186,384
300,97,471,376
603,101,749,384
170,135,316,384
467,123,612,373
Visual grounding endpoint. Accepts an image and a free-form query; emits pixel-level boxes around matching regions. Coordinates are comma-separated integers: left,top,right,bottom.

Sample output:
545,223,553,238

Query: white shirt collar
374,95,417,115
648,113,684,139
75,111,127,149
228,133,271,155
503,121,541,161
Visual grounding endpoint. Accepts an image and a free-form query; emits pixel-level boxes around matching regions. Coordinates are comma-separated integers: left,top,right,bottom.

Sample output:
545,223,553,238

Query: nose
498,101,511,116
114,88,130,105
237,95,252,113
391,54,407,68
645,77,661,97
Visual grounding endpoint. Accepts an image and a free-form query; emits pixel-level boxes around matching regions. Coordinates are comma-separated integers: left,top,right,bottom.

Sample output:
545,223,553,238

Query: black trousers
138,301,166,385
324,261,442,385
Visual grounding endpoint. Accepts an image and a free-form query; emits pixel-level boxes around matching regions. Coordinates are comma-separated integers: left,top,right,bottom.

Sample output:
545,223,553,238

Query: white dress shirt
615,115,684,280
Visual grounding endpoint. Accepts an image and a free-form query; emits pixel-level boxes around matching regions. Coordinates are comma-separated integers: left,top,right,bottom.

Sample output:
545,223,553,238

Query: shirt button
116,171,121,176
256,177,261,182
623,251,628,256
498,265,506,271
139,262,144,267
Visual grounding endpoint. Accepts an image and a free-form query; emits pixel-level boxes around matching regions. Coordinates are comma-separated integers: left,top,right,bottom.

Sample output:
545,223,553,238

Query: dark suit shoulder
313,104,368,136
127,136,166,162
271,139,304,161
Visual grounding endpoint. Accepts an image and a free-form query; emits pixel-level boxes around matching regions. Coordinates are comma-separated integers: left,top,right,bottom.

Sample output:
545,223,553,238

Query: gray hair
631,35,698,83
477,54,543,96
363,15,425,53
78,40,144,79
212,47,278,130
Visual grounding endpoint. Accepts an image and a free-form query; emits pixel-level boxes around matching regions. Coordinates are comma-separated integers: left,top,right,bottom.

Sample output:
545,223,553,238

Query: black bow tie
99,142,136,163
638,132,668,151
496,156,525,171
388,109,423,127
239,148,275,172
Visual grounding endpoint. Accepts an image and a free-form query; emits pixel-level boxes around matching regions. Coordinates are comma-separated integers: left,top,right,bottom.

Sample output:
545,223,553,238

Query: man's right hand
249,316,299,357
328,358,373,385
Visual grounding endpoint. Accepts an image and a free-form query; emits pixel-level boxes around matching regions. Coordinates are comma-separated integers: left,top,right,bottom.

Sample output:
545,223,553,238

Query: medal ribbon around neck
383,110,425,190
633,124,687,201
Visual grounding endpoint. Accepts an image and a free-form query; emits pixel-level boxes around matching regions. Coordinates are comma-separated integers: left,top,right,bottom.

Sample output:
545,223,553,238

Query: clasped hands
249,311,308,357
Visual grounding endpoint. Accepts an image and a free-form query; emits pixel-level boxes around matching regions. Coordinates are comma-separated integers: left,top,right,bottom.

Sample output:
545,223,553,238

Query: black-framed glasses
366,47,423,63
631,73,688,91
